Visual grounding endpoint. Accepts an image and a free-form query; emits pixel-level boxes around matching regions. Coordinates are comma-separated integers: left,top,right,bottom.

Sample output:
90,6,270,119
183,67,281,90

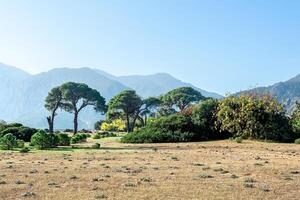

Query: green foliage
94,120,104,130
70,133,88,144
60,82,107,134
291,102,300,135
30,130,55,150
121,114,197,143
294,138,300,144
16,139,25,148
108,90,142,132
161,87,205,111
19,147,30,153
191,99,228,139
216,95,295,142
57,133,71,146
235,137,243,143
91,143,101,149
92,131,117,139
0,125,37,142
0,133,18,150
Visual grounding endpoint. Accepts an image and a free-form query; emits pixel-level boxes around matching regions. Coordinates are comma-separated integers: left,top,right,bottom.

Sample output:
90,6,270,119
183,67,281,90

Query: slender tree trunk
126,113,130,133
144,115,147,126
74,112,78,135
47,116,54,134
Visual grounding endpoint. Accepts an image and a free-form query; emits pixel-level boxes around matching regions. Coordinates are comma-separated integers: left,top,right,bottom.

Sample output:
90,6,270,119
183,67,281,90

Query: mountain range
240,74,300,114
0,63,221,129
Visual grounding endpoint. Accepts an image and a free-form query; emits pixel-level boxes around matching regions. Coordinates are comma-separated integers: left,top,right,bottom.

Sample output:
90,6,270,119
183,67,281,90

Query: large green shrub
0,125,37,142
30,130,54,149
0,133,18,150
70,133,88,144
57,133,71,146
121,114,197,143
216,95,296,142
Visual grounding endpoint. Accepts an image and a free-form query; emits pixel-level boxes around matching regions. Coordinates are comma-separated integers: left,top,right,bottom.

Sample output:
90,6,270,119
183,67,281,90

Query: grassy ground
0,138,300,200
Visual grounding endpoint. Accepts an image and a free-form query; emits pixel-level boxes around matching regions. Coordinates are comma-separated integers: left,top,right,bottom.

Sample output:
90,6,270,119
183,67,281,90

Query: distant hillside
0,64,221,129
239,74,300,113
0,67,128,129
107,73,222,99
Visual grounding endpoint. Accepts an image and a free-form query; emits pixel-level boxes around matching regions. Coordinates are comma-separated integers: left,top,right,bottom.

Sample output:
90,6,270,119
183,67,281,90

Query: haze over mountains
0,63,221,129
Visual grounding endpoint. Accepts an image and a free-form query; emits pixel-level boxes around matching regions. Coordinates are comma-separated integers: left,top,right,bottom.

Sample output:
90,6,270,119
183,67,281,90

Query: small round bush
0,133,17,150
71,133,88,144
19,147,30,153
30,130,53,150
49,134,59,147
295,138,300,144
91,143,101,149
17,139,25,148
92,133,101,139
235,137,243,143
58,133,70,146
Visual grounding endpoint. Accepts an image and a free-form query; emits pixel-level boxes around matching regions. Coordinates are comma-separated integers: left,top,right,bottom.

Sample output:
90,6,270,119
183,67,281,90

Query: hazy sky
0,0,299,95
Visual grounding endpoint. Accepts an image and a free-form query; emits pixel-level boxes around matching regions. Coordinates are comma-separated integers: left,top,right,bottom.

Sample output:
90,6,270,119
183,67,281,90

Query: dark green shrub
235,137,243,143
70,133,88,144
0,127,20,137
0,133,18,150
49,134,59,147
295,138,300,144
0,126,37,142
92,131,117,139
18,127,37,142
17,139,25,148
91,143,101,149
57,133,71,146
19,147,30,153
122,114,197,143
30,130,53,149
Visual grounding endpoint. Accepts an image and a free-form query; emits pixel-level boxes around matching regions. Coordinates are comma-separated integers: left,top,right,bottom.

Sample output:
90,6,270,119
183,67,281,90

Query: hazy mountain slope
117,73,222,98
0,63,31,123
1,64,223,129
2,67,129,129
239,74,300,113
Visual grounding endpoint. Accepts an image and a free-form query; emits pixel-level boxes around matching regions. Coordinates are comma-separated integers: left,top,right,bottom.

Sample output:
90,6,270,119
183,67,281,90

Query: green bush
19,147,30,153
217,95,296,142
0,126,37,142
295,138,300,144
0,133,18,150
30,130,54,149
17,139,25,148
235,137,243,143
91,143,101,149
92,131,117,139
70,133,88,144
57,133,71,146
122,114,197,143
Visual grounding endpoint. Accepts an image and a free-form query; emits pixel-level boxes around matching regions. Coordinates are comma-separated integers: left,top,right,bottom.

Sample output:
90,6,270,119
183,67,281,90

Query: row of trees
122,94,300,143
45,81,203,135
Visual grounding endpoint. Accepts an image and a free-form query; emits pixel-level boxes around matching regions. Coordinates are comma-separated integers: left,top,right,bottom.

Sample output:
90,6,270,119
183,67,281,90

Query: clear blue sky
0,0,299,95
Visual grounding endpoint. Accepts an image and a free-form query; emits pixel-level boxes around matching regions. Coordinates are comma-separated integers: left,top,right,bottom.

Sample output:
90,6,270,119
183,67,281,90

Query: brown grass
0,138,300,200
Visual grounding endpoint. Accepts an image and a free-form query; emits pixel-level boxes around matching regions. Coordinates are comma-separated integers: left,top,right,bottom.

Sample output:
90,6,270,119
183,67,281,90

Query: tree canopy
60,82,107,134
161,87,205,112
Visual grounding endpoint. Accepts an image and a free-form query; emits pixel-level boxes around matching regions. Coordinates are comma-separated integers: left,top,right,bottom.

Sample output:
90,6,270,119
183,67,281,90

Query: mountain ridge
0,64,221,129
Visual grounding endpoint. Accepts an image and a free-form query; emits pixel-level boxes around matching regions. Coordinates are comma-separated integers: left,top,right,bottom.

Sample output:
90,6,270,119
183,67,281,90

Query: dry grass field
0,138,300,200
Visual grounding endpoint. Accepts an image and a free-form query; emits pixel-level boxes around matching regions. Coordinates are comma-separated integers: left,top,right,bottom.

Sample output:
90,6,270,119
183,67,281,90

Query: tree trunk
144,115,147,126
47,116,54,134
74,112,78,135
126,113,130,133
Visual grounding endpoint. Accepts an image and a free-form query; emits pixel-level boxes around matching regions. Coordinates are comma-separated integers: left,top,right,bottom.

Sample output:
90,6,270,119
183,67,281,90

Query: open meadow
1,138,300,200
